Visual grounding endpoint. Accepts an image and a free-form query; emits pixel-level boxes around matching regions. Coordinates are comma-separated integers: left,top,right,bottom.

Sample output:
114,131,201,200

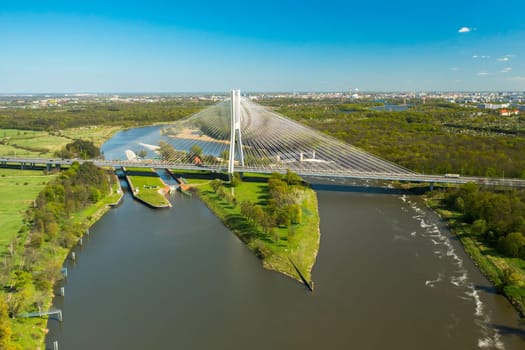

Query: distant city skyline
1,0,525,93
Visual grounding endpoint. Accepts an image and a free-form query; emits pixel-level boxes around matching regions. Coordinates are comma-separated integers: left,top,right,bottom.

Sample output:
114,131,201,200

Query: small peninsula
176,170,320,287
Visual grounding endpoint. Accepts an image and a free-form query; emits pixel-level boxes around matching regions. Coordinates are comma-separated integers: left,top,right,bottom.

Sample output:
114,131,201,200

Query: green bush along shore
427,184,525,315
0,163,121,349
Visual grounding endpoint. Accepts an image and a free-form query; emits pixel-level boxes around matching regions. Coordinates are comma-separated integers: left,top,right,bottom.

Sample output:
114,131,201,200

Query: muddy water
45,181,525,349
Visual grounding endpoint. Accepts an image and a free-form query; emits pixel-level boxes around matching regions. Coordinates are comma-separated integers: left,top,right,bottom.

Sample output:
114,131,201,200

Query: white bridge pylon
228,89,244,174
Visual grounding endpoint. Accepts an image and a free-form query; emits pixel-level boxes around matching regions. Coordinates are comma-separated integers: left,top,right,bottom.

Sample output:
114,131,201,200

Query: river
45,127,525,349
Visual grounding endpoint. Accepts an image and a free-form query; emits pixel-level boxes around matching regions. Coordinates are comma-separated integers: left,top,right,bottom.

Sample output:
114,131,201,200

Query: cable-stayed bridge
2,90,525,188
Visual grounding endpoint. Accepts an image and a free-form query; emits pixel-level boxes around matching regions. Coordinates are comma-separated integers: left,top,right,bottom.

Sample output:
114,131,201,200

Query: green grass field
2,170,122,349
178,171,320,283
0,126,123,158
125,168,171,207
0,169,56,254
0,129,70,157
60,125,122,147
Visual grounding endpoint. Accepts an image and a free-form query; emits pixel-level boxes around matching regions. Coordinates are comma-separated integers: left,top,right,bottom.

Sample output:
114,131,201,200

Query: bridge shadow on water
474,284,499,295
491,324,525,341
309,183,429,195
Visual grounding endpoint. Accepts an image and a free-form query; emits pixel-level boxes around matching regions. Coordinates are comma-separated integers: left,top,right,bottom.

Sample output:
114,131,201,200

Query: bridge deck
2,157,525,188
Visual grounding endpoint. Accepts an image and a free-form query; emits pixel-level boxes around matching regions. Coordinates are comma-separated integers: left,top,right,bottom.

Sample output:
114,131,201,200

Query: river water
45,127,525,349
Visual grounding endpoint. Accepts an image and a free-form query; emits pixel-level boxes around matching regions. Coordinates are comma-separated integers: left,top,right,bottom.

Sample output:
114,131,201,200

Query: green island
124,167,171,208
174,170,320,286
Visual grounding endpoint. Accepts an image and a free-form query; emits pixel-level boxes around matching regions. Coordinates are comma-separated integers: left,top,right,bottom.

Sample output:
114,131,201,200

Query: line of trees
445,184,525,258
0,100,211,131
210,171,305,243
1,162,113,329
158,141,216,165
55,139,100,159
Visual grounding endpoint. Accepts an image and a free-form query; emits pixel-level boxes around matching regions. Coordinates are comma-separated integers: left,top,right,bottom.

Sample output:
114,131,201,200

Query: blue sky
1,0,524,92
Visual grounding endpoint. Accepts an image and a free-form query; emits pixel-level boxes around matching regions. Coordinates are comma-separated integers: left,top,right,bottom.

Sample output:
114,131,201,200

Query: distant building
499,109,519,116
479,103,510,109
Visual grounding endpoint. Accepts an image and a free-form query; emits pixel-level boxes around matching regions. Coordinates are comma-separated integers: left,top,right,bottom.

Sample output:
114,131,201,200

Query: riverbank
425,193,525,317
1,169,124,349
178,171,320,287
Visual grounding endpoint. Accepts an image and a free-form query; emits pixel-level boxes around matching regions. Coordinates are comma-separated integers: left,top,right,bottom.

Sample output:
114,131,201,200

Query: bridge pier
429,182,434,191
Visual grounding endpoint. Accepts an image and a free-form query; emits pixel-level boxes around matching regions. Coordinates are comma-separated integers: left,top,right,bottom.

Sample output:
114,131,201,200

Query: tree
290,203,302,224
498,232,525,258
275,207,291,227
271,228,279,243
454,197,465,213
158,141,179,161
220,150,229,162
252,206,265,226
89,187,102,202
230,172,241,187
190,144,203,157
471,219,488,236
284,169,302,186
502,267,522,287
0,297,14,350
210,179,222,193
137,149,148,159
56,139,100,159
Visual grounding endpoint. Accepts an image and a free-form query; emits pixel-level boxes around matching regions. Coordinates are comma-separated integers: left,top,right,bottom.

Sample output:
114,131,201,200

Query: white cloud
450,67,460,71
500,67,512,73
497,57,510,62
472,55,490,59
477,72,490,76
458,27,471,33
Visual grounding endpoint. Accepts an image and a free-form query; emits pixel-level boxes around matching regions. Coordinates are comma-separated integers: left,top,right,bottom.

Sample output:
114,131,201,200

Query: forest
445,184,525,257
260,98,525,178
55,139,101,159
439,184,525,310
0,99,212,131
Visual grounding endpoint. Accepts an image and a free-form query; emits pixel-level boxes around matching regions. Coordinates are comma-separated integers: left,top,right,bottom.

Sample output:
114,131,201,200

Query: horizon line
1,90,525,95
